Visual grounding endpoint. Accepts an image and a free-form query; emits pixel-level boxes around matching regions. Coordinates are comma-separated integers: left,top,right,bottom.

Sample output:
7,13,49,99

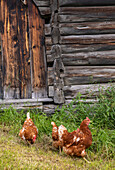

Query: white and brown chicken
19,112,38,144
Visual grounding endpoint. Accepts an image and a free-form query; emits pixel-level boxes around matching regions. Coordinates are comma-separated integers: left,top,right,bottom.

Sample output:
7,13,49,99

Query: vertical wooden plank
28,0,47,98
1,0,20,99
17,1,32,98
0,33,3,99
0,0,3,99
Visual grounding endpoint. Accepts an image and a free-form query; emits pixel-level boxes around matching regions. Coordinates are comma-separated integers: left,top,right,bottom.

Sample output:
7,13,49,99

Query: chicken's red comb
86,117,90,121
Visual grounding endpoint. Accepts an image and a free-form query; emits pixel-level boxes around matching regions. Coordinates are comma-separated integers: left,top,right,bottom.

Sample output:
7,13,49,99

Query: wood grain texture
59,6,115,23
18,1,32,99
38,7,51,15
33,0,49,7
59,6,115,15
28,0,47,98
59,0,115,7
0,34,3,99
63,83,115,99
61,44,115,54
48,66,115,86
60,34,115,44
59,22,115,35
1,0,20,99
0,0,47,99
62,50,115,66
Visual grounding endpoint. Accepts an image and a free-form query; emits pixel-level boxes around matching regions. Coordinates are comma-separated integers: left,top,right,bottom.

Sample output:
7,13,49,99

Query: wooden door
0,0,47,99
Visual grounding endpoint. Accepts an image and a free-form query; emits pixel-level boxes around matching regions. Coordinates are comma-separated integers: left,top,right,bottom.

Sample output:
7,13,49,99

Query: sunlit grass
0,130,114,170
0,85,115,169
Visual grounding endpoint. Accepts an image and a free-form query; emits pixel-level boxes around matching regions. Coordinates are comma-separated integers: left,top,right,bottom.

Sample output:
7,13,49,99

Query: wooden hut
0,0,115,113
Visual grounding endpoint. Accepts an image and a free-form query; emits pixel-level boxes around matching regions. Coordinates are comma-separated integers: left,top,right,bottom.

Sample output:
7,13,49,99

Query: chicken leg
83,157,91,163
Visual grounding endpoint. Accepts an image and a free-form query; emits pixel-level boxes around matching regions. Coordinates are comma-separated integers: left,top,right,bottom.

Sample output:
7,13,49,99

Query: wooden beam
48,66,115,86
59,22,115,35
62,50,115,66
1,0,20,99
63,83,115,99
18,1,32,99
59,0,115,7
59,6,115,15
28,0,47,98
53,57,65,103
61,44,115,54
60,34,115,44
33,0,50,7
38,7,51,15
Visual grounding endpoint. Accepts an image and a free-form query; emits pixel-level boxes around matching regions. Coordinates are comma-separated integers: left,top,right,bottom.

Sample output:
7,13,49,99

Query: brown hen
63,117,92,163
19,112,38,144
51,122,79,154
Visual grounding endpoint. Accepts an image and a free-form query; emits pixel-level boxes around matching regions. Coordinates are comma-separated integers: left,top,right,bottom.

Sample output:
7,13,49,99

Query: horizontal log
0,98,53,105
47,44,115,58
60,34,115,44
61,44,115,54
59,0,115,7
63,83,115,99
46,46,51,55
49,83,115,99
48,66,115,85
62,50,115,66
65,99,99,105
45,24,51,35
47,55,53,62
43,104,58,115
58,7,115,23
59,14,115,23
59,22,115,35
38,7,51,15
59,6,115,15
33,0,50,7
45,36,52,46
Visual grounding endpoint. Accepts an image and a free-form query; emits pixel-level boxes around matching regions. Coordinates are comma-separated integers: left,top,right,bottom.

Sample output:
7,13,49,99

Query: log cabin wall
46,0,115,105
0,0,115,113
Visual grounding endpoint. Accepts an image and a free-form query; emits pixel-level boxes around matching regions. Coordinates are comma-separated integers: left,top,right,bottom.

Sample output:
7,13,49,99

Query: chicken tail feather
27,112,30,119
51,122,55,126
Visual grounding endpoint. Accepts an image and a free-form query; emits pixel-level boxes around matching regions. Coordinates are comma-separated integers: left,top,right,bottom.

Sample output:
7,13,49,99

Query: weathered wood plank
28,0,47,98
0,98,53,110
1,0,20,99
45,24,51,35
61,44,115,54
59,0,115,7
64,66,115,85
63,83,115,99
59,7,115,23
48,66,115,86
49,83,115,98
53,58,65,104
0,98,53,104
59,22,115,35
59,6,115,15
33,0,50,7
60,34,115,44
59,14,115,23
18,1,32,99
62,50,115,66
38,7,51,15
0,33,3,99
43,104,57,115
45,36,52,46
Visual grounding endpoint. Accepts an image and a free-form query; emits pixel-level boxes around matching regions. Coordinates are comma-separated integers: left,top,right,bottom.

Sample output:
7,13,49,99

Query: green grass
0,85,115,169
0,129,114,170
